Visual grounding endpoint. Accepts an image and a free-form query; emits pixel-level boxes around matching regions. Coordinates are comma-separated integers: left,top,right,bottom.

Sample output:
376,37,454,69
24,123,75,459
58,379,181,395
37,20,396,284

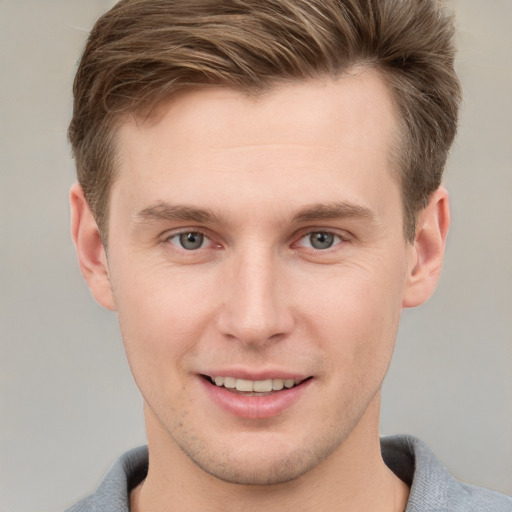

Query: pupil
310,232,334,250
180,232,203,250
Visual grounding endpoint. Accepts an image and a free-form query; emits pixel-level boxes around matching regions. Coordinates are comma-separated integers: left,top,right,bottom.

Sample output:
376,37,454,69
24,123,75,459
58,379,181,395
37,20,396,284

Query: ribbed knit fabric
381,435,512,511
65,445,148,512
66,435,512,511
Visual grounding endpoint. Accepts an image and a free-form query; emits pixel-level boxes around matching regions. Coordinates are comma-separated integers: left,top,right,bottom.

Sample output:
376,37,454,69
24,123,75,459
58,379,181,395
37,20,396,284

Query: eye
168,231,208,250
298,231,342,250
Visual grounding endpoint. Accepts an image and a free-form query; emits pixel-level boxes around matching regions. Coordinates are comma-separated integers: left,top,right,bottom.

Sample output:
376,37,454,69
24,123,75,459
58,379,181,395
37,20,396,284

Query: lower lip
200,377,313,419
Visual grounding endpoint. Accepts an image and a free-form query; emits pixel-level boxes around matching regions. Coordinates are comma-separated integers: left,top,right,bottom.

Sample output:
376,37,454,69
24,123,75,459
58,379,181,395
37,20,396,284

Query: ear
70,183,116,311
402,187,450,308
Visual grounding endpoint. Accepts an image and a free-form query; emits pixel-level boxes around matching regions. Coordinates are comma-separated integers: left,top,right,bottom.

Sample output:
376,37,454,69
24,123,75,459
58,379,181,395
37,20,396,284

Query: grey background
0,1,510,511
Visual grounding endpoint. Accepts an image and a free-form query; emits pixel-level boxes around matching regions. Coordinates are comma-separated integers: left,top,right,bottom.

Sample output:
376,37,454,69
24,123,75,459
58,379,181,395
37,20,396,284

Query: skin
71,69,449,512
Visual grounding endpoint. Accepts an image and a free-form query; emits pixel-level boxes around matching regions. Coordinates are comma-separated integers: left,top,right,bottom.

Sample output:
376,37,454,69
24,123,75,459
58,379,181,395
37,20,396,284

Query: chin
189,450,316,486
175,428,345,486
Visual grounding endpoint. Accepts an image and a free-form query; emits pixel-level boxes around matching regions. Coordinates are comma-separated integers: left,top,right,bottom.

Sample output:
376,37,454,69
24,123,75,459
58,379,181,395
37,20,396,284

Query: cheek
298,258,406,374
111,262,216,383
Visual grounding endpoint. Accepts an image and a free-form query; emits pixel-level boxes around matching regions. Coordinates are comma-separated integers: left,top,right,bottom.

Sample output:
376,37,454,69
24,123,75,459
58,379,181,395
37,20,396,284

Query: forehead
112,70,400,224
121,69,395,150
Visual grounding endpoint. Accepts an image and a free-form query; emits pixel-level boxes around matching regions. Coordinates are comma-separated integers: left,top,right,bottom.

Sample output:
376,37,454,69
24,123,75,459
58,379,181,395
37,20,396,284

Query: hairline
96,68,416,248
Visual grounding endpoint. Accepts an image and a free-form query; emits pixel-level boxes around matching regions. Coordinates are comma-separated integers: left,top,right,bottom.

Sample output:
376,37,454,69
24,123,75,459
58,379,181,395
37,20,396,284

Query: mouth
199,373,314,418
201,375,311,396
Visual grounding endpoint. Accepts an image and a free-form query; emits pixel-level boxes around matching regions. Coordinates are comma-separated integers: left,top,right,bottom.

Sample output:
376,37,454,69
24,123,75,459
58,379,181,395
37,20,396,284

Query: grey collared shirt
66,435,512,511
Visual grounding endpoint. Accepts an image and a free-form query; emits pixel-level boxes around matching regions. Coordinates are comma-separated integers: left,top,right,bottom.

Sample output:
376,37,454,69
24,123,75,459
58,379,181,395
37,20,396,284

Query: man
66,0,511,511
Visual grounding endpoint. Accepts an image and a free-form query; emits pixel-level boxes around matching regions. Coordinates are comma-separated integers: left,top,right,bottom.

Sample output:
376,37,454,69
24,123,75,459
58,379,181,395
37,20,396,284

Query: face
104,71,416,484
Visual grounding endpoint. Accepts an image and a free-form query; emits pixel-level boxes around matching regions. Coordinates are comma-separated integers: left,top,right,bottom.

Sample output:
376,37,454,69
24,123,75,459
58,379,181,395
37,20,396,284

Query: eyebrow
135,202,224,225
291,201,375,223
134,200,374,226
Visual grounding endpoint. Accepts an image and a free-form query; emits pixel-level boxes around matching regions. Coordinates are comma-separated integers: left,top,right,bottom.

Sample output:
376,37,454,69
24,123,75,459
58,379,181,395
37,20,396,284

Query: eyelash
164,230,216,251
163,228,350,254
293,231,346,251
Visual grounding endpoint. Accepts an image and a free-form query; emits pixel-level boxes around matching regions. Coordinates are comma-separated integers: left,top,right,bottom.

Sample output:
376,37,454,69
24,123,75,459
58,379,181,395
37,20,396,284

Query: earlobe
402,187,450,308
70,183,117,311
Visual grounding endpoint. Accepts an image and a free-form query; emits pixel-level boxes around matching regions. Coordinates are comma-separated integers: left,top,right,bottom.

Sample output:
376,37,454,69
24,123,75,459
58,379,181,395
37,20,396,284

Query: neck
132,396,409,512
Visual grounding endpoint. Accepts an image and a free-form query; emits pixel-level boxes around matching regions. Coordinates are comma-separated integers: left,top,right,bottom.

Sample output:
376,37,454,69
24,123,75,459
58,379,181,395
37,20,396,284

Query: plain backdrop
0,1,511,511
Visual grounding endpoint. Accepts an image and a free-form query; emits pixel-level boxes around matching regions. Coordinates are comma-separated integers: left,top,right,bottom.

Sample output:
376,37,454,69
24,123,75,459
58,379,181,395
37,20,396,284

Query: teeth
211,376,300,392
272,379,284,391
253,379,273,392
235,379,253,392
224,376,236,389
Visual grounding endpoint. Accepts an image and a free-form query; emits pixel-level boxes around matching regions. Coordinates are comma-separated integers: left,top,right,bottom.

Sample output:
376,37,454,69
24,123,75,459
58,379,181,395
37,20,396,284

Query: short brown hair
69,0,461,242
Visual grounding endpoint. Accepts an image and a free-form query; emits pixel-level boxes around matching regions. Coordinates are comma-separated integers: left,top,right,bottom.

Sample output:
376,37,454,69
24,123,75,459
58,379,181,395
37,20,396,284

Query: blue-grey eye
309,232,335,249
178,232,204,250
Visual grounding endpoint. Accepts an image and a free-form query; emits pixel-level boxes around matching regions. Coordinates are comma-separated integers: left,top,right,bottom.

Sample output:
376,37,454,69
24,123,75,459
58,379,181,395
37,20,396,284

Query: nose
216,248,295,347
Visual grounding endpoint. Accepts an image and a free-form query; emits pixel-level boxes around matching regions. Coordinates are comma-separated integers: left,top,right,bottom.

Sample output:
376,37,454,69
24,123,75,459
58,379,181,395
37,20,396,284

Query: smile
200,374,313,418
207,376,303,393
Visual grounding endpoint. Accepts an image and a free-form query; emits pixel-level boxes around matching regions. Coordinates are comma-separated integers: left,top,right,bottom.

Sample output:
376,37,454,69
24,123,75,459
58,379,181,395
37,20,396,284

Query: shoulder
65,445,148,512
381,435,512,512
